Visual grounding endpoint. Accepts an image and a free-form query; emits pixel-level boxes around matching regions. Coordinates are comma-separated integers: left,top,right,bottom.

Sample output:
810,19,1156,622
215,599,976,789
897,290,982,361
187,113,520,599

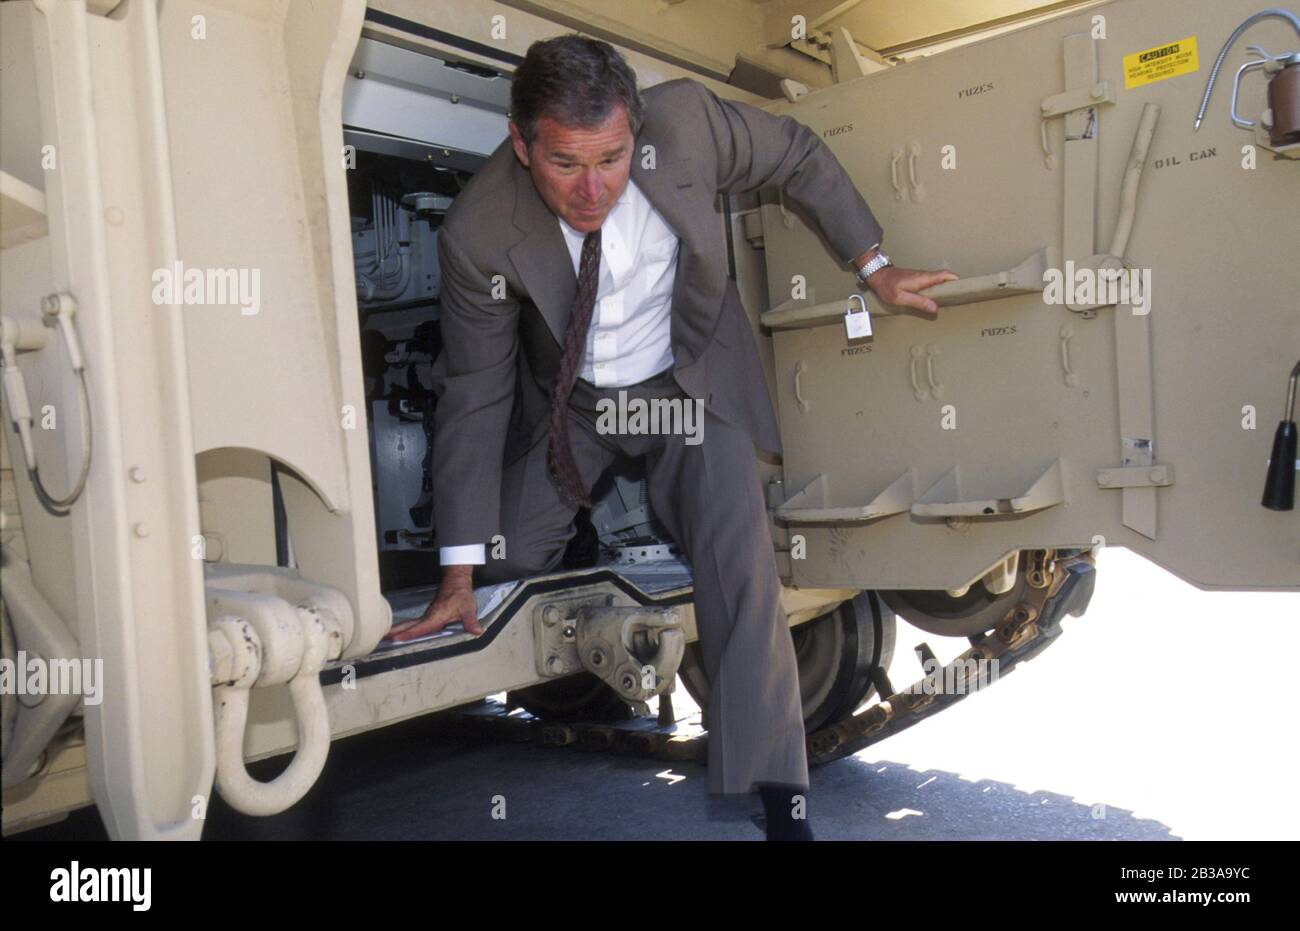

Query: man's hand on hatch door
857,251,958,320
388,564,483,641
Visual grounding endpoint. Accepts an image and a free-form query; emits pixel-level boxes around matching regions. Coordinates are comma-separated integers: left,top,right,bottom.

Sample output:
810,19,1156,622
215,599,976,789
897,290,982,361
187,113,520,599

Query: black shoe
756,783,815,841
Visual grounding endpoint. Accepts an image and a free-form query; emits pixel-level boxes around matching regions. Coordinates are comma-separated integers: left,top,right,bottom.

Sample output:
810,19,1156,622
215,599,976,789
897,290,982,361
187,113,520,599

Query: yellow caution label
1124,36,1199,89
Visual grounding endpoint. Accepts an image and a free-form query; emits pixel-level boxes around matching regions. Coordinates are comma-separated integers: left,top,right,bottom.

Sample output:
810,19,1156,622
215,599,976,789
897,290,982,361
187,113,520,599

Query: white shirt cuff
440,544,486,565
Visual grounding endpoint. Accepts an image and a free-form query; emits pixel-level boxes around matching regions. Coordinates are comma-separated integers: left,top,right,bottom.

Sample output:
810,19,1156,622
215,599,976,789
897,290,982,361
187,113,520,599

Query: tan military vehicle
1,0,1296,839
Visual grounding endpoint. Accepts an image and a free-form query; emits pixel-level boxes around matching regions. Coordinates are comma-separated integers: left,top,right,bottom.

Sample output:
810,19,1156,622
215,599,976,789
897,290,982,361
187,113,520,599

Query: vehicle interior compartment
342,36,692,640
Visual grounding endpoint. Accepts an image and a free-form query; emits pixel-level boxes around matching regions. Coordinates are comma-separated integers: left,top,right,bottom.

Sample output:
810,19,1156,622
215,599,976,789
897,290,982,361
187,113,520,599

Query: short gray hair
510,35,643,146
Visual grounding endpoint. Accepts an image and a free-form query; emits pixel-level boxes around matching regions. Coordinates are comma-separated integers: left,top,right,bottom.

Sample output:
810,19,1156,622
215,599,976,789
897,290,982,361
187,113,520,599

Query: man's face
509,103,634,233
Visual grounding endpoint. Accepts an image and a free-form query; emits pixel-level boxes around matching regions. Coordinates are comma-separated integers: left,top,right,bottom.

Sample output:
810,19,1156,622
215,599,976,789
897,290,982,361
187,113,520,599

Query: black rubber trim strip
319,569,692,685
364,8,524,68
271,463,289,569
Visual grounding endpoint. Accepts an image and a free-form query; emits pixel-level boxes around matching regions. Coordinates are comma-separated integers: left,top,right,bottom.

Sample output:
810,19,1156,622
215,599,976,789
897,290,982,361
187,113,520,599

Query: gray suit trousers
476,368,809,795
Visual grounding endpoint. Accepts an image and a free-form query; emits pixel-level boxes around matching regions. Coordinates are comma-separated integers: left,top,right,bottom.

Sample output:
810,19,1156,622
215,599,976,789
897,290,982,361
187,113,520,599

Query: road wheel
677,591,897,733
881,563,1031,637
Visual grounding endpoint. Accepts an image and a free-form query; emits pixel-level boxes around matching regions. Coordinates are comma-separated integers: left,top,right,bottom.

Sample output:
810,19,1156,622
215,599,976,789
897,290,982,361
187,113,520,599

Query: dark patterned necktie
547,227,601,508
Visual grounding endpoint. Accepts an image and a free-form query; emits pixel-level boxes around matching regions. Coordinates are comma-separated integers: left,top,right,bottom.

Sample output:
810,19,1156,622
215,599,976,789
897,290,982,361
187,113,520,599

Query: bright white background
854,546,1299,840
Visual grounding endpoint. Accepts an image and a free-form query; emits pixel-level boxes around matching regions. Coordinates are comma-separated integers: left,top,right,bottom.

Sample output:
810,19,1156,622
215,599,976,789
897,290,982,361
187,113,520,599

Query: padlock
844,293,873,340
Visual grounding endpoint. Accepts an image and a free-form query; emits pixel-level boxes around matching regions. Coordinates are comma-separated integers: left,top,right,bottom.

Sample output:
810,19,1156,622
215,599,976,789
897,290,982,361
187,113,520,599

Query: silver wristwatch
855,250,892,285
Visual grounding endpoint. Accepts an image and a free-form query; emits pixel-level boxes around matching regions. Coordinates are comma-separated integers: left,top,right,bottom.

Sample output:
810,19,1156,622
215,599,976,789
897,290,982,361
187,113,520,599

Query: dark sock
757,783,814,841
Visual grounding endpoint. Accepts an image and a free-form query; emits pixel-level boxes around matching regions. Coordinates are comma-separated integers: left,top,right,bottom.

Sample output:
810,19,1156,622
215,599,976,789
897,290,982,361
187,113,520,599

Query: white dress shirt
558,179,679,387
440,178,681,566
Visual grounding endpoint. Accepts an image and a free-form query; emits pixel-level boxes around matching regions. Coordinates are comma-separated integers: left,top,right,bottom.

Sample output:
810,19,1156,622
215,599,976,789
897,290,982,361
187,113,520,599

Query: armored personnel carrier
1,0,1296,838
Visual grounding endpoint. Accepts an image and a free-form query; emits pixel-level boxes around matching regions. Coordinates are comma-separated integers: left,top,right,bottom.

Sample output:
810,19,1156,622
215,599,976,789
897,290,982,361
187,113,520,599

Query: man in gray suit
388,36,955,839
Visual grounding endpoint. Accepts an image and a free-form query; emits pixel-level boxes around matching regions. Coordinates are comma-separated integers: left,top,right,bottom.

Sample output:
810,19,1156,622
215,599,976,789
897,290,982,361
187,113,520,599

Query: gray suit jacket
430,78,883,548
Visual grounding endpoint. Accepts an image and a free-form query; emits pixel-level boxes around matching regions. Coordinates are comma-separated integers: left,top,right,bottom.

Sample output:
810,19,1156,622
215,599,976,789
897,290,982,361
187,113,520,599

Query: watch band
856,251,892,284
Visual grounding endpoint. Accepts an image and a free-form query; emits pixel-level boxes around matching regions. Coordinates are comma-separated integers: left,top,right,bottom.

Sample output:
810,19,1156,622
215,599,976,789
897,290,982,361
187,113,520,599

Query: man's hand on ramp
388,567,484,641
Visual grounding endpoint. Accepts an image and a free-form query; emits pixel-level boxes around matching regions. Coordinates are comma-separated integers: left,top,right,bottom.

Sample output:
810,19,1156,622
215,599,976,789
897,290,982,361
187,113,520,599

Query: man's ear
508,122,530,168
